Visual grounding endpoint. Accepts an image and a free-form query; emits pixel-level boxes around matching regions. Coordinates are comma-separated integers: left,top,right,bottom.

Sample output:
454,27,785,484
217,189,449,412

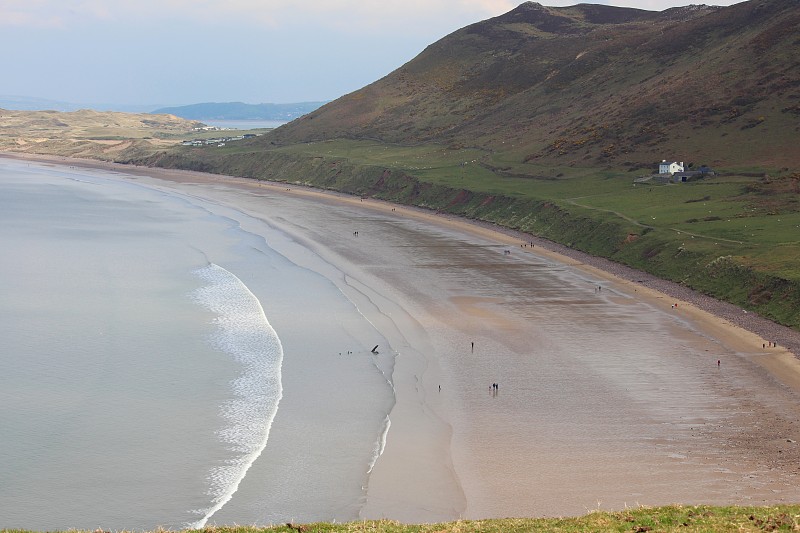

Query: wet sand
6,153,800,521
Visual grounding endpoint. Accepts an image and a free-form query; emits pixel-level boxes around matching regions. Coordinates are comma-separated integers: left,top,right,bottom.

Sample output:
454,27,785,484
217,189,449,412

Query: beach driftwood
371,345,379,354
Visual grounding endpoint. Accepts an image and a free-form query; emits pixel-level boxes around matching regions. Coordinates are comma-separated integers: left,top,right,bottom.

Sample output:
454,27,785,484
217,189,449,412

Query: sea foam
189,263,283,529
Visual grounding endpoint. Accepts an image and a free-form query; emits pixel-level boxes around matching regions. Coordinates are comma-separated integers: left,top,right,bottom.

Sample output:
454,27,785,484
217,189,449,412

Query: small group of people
490,382,499,396
763,341,779,348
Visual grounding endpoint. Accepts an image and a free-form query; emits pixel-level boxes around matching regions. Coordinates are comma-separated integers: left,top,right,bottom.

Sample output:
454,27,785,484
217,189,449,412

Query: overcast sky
1,0,743,108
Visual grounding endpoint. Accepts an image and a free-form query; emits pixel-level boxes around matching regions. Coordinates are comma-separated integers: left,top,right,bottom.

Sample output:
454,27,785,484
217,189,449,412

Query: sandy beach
5,152,800,523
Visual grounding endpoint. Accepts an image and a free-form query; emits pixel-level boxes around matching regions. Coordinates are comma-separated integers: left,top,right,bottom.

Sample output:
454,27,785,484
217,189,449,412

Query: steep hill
268,0,800,169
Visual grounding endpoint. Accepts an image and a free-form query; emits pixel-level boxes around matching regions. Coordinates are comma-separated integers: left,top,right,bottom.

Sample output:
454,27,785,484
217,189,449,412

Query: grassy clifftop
5,504,800,532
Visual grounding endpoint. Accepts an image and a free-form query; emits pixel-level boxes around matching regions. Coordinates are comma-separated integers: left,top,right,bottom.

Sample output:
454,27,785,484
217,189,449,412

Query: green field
236,138,800,277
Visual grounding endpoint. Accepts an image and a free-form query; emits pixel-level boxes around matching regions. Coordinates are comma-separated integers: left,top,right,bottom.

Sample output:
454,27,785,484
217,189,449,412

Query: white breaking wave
188,263,283,529
367,415,391,475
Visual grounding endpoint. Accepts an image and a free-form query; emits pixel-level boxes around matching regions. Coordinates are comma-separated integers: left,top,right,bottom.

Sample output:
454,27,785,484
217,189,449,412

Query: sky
1,0,743,109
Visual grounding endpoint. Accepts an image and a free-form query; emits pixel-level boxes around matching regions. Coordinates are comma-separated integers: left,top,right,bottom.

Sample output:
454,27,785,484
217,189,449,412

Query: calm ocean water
0,160,393,530
201,120,287,130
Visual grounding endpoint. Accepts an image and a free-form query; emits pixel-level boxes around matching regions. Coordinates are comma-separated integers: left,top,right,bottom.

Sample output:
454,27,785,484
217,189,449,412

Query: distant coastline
152,101,326,122
201,119,288,130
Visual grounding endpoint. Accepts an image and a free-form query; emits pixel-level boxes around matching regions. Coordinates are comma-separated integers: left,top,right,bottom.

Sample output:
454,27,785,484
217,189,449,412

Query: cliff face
266,0,800,168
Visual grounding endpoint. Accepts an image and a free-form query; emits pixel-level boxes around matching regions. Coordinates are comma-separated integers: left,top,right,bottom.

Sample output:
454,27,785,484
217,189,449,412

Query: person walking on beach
471,341,474,352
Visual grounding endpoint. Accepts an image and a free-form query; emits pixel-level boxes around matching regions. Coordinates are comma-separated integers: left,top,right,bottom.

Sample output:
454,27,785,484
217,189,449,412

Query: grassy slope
269,1,800,170
3,505,800,532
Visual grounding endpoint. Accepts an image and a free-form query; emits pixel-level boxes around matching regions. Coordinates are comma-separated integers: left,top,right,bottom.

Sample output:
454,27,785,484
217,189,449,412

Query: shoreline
6,151,799,364
5,152,800,521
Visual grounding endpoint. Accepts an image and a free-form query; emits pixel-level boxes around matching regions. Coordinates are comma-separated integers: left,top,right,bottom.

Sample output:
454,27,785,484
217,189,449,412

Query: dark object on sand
371,345,379,354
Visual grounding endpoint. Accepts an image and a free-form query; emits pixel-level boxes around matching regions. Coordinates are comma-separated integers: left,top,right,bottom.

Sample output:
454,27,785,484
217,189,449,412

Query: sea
200,120,287,130
0,159,394,530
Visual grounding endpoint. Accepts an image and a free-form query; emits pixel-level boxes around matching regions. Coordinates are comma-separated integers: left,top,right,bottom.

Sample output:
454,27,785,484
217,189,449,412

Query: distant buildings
672,166,716,182
636,160,715,184
180,132,262,147
659,160,684,175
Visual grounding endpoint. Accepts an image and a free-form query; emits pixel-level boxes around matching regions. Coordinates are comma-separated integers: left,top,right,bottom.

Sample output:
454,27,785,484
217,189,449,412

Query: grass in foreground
4,505,800,533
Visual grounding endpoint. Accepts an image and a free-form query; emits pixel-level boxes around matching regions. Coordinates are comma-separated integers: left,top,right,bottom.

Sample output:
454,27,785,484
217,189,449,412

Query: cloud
0,0,751,29
0,0,65,28
586,0,741,8
0,0,517,30
0,0,746,33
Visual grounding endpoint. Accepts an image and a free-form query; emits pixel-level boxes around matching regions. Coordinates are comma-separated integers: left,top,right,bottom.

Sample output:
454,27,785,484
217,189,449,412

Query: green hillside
267,0,800,170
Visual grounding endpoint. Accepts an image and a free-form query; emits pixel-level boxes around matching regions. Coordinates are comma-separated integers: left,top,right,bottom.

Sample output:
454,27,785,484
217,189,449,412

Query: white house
659,160,684,175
